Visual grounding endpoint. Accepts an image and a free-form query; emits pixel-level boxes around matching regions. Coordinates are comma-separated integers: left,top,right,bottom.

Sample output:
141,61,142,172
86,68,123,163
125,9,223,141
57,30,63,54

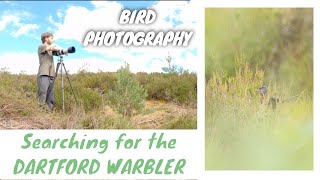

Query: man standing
37,32,62,112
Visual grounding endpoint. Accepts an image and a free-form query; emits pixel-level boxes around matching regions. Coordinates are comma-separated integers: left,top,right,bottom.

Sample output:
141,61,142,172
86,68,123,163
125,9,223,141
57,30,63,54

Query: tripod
56,55,78,113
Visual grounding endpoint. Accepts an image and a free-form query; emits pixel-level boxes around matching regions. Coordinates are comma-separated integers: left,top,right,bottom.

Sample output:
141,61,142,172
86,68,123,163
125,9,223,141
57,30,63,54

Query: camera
53,46,76,56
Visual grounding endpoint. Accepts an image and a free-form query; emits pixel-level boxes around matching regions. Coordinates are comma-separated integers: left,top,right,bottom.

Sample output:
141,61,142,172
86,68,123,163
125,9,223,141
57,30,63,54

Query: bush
107,63,147,117
136,72,197,105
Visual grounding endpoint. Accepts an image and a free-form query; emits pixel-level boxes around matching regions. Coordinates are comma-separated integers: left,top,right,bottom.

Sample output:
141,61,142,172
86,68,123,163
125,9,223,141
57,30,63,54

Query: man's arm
46,44,63,51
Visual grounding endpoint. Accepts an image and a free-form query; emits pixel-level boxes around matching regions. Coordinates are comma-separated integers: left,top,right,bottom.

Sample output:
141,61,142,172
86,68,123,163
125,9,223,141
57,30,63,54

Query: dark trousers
37,75,54,112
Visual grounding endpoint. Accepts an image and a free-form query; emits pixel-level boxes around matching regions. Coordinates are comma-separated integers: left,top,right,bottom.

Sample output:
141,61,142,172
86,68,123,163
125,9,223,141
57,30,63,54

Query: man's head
41,32,54,45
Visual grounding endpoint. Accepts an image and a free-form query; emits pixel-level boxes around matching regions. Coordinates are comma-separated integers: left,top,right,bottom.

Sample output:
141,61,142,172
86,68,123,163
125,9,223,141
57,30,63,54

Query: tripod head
56,55,64,77
57,55,64,63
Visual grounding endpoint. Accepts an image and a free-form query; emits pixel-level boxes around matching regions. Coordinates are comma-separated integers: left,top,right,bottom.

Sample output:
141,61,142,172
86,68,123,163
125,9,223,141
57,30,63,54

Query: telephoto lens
62,46,76,54
52,46,76,56
67,46,76,53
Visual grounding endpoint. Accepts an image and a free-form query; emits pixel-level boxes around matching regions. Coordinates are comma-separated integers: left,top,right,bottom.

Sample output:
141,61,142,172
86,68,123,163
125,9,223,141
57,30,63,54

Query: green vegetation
206,8,313,170
0,65,197,129
107,63,147,117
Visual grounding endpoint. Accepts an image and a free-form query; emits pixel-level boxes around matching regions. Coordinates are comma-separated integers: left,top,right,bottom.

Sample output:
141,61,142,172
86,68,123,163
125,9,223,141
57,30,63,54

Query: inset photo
0,1,197,130
205,8,313,170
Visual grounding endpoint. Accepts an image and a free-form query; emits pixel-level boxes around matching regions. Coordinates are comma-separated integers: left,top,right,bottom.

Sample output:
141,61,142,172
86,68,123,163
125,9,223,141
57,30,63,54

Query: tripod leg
61,62,65,113
61,63,78,105
55,62,61,78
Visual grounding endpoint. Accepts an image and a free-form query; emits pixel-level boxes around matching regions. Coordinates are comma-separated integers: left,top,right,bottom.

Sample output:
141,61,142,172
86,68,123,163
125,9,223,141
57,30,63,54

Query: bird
257,85,277,110
257,85,306,111
259,86,267,95
258,85,268,104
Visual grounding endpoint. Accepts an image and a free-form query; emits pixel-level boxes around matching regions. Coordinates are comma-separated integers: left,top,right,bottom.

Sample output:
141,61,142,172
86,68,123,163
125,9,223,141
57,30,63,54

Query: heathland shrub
1,66,196,115
160,114,197,129
54,83,102,112
136,72,197,105
76,72,116,91
107,63,147,117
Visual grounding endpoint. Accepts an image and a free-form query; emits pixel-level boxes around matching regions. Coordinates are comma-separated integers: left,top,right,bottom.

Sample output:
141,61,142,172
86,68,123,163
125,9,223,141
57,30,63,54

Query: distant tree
0,67,10,74
77,63,90,74
107,63,147,117
162,53,184,74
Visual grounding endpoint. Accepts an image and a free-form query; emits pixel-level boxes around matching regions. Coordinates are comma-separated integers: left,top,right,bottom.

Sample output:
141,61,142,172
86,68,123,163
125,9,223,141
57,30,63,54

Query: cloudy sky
0,1,198,74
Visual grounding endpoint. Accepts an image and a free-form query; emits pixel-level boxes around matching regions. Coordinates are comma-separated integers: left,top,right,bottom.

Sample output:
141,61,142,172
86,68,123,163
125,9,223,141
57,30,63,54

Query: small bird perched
258,85,277,109
259,86,268,96
257,85,306,111
258,85,268,104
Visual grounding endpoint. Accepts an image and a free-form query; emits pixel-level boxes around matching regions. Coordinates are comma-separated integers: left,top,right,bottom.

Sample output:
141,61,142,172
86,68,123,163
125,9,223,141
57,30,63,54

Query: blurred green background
206,8,313,91
205,8,313,170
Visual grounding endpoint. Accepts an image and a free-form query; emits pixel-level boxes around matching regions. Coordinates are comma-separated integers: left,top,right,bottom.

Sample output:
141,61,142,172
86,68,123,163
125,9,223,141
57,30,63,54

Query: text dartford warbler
13,133,186,175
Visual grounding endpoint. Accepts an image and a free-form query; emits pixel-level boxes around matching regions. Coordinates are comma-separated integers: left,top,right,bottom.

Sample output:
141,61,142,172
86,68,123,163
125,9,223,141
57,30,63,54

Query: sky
0,0,198,74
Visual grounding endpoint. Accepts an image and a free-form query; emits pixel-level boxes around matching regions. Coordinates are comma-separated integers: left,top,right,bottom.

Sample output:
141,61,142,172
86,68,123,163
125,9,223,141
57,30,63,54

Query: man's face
46,36,54,45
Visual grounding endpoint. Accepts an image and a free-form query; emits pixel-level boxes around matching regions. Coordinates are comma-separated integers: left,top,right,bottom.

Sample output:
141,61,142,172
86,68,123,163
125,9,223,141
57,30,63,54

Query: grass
160,114,197,129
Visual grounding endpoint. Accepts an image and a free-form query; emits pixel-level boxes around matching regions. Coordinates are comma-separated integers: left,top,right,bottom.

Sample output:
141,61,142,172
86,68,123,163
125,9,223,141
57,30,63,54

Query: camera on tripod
54,46,78,113
53,46,76,56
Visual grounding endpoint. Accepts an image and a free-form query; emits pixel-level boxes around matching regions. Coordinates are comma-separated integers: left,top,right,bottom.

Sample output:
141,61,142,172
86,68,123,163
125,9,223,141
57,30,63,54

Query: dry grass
0,99,196,130
132,101,196,129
